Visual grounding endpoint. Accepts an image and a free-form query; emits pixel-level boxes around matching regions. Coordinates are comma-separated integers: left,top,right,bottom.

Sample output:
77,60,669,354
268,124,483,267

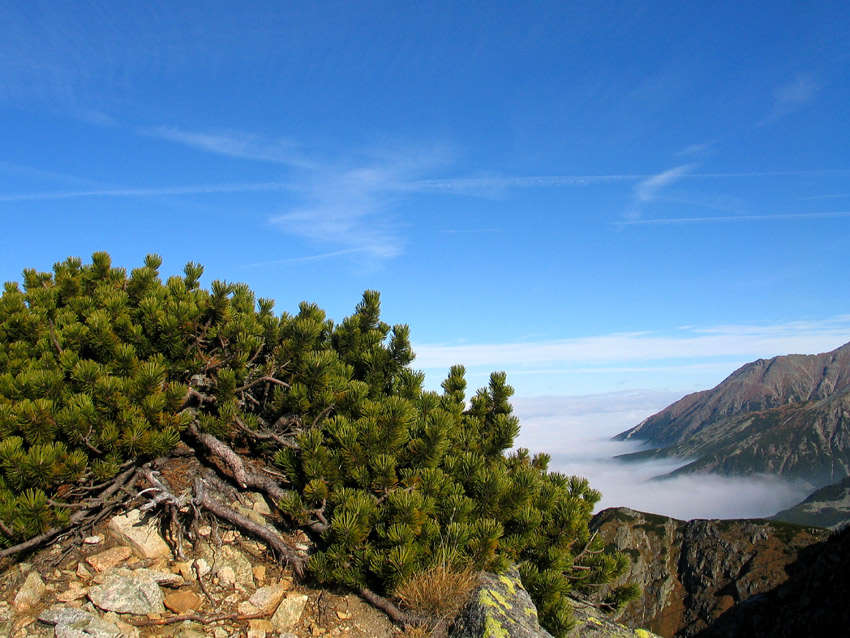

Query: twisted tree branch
187,423,290,497
193,478,307,578
0,465,139,559
235,375,289,394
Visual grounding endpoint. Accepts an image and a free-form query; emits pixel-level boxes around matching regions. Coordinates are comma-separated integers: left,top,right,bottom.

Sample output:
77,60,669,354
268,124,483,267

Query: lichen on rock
450,566,552,638
449,565,661,638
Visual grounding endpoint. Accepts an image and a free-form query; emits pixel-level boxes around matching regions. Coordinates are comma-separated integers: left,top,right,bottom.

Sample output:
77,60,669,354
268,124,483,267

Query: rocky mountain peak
613,341,850,488
618,341,850,448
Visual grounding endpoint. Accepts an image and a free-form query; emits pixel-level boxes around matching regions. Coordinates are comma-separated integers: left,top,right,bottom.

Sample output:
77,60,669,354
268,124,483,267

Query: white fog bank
512,392,814,521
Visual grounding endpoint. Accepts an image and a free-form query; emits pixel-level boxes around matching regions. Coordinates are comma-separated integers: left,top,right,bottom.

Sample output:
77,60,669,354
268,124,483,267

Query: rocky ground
0,500,658,638
0,499,399,638
0,451,658,638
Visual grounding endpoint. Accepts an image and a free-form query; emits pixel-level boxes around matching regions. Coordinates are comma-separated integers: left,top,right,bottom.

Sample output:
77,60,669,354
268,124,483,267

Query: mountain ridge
614,341,850,488
771,474,850,528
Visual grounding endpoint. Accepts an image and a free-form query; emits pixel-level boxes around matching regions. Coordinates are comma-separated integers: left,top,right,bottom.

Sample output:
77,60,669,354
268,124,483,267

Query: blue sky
3,1,850,399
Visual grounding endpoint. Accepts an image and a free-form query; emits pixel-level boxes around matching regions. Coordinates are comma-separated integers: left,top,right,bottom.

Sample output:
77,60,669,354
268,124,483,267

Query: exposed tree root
133,456,308,578
193,478,307,578
186,424,329,534
194,558,219,603
188,423,291,496
1,428,423,631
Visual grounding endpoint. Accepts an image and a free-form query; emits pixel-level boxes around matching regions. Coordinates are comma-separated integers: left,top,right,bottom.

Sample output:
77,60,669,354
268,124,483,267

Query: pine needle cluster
0,253,636,637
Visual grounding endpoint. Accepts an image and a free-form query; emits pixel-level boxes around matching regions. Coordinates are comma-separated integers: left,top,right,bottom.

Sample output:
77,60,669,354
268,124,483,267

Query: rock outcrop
591,507,829,637
449,565,660,638
694,524,850,638
12,501,840,638
450,567,554,638
615,342,850,488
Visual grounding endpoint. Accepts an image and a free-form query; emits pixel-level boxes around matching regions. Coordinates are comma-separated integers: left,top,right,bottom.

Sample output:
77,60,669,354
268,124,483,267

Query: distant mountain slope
614,342,850,488
771,474,850,529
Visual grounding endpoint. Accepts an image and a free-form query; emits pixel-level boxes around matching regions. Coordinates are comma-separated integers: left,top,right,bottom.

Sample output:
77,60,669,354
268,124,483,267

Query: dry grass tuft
394,561,479,622
402,625,432,638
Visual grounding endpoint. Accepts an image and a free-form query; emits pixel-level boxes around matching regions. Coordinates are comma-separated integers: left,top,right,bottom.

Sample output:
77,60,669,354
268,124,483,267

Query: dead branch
0,518,14,538
310,404,335,429
187,423,252,488
0,465,138,559
137,467,191,511
572,531,602,565
135,467,190,559
234,416,299,449
310,502,328,527
180,387,216,410
168,505,185,560
80,436,103,456
194,558,218,603
270,413,302,435
47,499,88,509
359,588,419,626
48,319,64,354
234,375,289,394
246,346,263,366
96,464,138,500
194,478,306,578
187,423,290,499
0,527,64,560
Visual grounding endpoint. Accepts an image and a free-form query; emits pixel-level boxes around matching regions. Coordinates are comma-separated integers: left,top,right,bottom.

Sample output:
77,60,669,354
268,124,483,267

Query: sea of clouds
511,392,813,521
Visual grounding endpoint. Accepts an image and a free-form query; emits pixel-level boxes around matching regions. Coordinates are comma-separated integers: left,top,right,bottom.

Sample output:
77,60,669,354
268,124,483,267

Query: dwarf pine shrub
0,253,634,636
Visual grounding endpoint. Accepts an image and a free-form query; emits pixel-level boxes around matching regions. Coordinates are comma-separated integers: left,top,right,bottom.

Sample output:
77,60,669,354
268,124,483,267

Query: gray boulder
449,566,553,638
87,572,165,615
39,605,126,638
449,566,660,638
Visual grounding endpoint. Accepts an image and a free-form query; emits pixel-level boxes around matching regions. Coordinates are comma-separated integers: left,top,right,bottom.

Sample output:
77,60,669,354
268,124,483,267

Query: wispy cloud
0,182,290,202
139,126,453,261
69,107,119,128
759,73,820,125
633,164,693,203
799,193,850,200
244,248,365,267
618,211,850,225
438,228,500,234
676,141,717,159
413,315,850,374
145,126,316,169
408,169,850,193
622,164,695,221
270,165,409,261
404,174,643,194
4,168,847,204
0,160,109,191
775,73,818,107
